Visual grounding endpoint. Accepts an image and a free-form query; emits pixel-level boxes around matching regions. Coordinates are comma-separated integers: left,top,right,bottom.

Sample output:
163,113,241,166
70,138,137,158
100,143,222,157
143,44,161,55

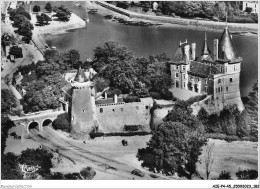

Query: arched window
218,79,221,84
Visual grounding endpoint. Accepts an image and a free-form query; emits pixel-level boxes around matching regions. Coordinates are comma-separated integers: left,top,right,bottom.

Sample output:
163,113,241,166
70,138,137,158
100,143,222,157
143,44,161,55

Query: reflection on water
45,13,258,97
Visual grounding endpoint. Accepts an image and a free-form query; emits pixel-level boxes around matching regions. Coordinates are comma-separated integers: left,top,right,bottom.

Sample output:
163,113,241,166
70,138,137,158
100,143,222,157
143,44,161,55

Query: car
131,169,145,177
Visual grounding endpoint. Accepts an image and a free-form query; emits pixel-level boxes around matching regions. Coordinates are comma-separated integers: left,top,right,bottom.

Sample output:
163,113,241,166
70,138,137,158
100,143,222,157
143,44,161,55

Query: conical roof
201,32,210,56
74,67,87,83
218,27,240,62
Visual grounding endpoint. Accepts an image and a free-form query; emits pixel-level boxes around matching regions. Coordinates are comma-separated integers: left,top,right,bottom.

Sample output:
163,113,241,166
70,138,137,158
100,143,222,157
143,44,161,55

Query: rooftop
189,61,219,78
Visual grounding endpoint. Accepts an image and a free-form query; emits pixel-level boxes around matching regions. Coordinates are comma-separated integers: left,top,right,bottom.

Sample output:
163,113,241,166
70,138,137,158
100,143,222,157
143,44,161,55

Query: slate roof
218,27,241,63
172,43,191,65
188,61,219,78
201,32,211,56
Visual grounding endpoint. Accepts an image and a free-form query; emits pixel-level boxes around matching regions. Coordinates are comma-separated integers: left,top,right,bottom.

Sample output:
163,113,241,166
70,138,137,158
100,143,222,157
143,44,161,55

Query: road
28,126,172,180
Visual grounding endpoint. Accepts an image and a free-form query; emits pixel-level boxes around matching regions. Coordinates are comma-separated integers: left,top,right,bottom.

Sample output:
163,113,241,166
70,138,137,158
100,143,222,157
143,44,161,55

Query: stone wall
96,97,153,133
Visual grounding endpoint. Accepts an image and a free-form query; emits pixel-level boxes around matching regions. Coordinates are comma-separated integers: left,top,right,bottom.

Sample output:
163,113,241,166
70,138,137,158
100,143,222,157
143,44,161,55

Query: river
45,11,258,97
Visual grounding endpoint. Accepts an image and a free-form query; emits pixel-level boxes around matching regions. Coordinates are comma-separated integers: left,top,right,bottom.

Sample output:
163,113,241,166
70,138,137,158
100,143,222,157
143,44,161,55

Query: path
27,126,174,180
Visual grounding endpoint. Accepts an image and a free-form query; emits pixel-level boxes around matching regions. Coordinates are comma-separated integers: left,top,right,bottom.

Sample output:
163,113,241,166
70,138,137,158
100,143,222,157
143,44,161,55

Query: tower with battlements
65,67,100,133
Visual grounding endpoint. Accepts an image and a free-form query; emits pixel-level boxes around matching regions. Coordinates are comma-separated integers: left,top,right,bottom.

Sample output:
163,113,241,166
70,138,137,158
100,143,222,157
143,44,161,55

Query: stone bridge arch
42,118,53,127
28,121,40,132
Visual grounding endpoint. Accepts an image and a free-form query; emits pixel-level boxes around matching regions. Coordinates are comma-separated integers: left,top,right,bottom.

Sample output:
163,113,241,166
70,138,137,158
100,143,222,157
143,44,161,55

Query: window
226,87,228,91
183,66,185,71
221,86,223,91
176,65,179,70
121,108,123,111
183,82,186,88
112,109,115,112
176,73,179,77
220,66,223,72
234,65,236,71
216,88,217,93
226,66,227,72
230,78,233,82
176,81,179,88
218,79,221,84
146,105,149,110
218,87,220,93
83,110,85,113
100,108,103,113
205,86,208,93
197,78,200,82
183,74,185,79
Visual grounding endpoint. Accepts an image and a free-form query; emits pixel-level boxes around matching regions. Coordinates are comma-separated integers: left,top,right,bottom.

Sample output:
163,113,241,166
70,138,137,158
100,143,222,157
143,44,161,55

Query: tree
236,168,258,180
9,45,23,58
1,153,23,179
1,116,15,154
19,148,53,177
63,49,81,69
33,5,41,13
137,121,206,178
204,143,215,180
218,170,231,180
36,13,52,26
1,89,16,113
80,167,96,180
44,2,52,12
53,5,71,22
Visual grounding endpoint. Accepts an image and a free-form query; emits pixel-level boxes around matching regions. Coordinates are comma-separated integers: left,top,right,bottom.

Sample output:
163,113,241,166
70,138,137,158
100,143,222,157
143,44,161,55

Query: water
45,13,258,97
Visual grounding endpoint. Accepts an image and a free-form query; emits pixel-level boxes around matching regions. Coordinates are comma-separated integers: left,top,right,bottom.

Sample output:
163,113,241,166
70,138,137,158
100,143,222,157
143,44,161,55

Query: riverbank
95,1,258,34
31,12,86,35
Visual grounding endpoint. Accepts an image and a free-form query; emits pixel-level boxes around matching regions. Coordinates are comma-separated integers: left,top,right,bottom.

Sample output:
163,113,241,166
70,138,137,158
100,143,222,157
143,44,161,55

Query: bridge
9,110,66,134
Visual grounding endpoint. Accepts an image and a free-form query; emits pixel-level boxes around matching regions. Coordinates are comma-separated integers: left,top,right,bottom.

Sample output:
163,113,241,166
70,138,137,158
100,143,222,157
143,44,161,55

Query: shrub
116,1,130,9
64,173,81,180
228,15,255,23
9,45,23,58
90,131,150,139
50,172,64,179
33,5,40,13
1,153,23,180
251,13,258,23
218,170,231,180
186,94,207,106
161,90,173,100
80,167,96,180
123,95,141,103
236,169,258,180
52,113,71,133
149,92,162,99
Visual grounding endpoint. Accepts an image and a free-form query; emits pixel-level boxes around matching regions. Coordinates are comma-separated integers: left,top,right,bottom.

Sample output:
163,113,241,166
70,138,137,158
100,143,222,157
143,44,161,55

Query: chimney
104,92,107,99
191,43,196,60
184,44,190,61
114,94,118,104
213,39,219,61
